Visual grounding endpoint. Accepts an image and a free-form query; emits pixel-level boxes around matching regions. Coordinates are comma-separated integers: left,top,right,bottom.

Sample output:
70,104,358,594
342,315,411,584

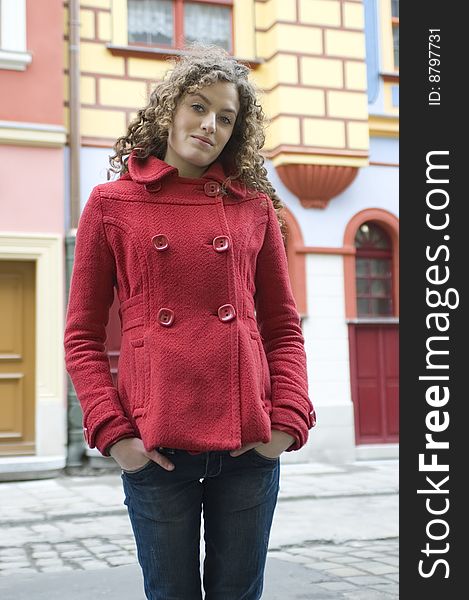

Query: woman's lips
191,136,212,147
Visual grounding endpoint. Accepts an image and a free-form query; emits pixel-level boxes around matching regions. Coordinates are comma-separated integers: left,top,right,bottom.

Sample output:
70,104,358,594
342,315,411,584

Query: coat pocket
129,336,146,412
249,329,272,415
120,294,146,414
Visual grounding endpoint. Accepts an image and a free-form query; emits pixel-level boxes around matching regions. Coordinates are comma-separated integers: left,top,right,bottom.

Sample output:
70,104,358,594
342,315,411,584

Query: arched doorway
345,214,399,445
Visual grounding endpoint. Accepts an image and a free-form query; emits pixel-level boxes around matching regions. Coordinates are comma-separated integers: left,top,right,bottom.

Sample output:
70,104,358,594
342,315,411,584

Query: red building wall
0,0,64,125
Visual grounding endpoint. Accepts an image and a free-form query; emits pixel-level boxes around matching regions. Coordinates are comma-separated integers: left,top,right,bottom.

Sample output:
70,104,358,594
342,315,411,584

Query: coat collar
126,151,255,200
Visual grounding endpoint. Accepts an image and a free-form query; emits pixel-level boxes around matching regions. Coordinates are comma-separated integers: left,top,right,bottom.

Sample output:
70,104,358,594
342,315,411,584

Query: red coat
64,152,316,457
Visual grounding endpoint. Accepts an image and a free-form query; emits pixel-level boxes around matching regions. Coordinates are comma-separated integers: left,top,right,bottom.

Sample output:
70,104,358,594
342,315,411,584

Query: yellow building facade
65,0,370,167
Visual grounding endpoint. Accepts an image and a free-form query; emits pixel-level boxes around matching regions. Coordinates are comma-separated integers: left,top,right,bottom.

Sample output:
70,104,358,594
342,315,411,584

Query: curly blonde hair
108,42,286,236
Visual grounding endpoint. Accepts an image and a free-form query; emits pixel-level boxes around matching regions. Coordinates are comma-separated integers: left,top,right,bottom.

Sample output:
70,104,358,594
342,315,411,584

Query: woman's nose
201,113,216,133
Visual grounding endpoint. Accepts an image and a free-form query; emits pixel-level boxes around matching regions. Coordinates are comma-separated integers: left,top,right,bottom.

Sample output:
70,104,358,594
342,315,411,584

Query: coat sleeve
254,197,317,451
64,186,137,457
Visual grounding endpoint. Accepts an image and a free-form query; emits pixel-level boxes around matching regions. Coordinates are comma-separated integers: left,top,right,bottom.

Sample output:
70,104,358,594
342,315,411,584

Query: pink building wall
0,146,64,233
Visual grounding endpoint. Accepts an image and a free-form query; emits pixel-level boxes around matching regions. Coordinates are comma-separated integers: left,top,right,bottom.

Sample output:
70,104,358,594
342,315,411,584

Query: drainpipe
65,0,84,467
69,0,81,231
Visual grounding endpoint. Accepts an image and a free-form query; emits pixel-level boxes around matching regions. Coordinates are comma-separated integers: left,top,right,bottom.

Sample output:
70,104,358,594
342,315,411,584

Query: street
0,459,398,599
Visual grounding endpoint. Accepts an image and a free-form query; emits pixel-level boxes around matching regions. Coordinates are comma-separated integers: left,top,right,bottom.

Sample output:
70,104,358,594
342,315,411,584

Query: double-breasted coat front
64,152,316,457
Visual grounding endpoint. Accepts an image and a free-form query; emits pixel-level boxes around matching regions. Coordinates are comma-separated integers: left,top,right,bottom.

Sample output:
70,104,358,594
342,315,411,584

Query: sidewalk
0,459,399,599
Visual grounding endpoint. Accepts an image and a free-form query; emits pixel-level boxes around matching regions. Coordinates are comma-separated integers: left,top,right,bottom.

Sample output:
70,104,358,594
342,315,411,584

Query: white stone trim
0,120,66,147
0,233,66,462
0,456,66,481
346,317,399,324
0,49,32,71
356,444,399,461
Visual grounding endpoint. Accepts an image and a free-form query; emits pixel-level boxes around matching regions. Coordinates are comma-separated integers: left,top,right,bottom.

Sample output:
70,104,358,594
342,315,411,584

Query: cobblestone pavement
0,535,398,598
268,538,399,598
0,460,399,598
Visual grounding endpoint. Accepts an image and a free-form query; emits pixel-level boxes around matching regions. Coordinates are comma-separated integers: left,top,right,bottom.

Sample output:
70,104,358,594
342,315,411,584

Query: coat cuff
270,403,316,452
82,388,137,456
91,422,137,457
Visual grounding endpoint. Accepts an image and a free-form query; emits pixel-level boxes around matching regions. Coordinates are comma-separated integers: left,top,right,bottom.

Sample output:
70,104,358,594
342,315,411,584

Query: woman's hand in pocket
229,440,264,457
229,430,295,459
109,437,175,471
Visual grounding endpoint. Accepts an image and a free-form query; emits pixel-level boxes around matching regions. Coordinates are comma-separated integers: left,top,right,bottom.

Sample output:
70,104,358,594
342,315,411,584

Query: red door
349,222,399,444
349,323,399,444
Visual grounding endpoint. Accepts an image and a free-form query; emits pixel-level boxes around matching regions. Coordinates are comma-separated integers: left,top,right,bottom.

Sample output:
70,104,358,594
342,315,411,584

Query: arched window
354,222,393,317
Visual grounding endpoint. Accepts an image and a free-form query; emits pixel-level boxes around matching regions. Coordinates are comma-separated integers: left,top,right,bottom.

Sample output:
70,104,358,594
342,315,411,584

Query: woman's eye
191,103,232,125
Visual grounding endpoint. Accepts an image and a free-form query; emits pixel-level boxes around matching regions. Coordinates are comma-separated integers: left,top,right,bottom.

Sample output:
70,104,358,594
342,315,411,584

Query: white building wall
298,254,356,464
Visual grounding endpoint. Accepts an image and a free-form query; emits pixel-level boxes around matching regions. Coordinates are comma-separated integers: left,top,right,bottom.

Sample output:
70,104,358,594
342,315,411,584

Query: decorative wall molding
277,163,359,209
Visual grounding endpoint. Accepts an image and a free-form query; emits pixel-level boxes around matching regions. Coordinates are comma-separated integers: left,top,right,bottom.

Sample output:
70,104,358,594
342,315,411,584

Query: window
127,0,233,52
128,0,173,46
355,223,393,317
391,0,399,69
0,0,32,70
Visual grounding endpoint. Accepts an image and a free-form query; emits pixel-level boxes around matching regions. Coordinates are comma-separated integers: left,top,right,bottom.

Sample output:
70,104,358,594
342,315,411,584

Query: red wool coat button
144,182,162,193
204,181,221,196
158,308,174,326
212,235,230,252
152,234,169,250
218,304,236,322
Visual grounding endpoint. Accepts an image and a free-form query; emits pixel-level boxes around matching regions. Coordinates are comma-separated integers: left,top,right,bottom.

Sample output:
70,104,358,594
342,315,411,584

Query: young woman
64,43,316,600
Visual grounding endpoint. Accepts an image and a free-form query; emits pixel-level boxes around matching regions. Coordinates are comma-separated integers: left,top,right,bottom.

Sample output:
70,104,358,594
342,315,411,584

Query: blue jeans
121,447,281,600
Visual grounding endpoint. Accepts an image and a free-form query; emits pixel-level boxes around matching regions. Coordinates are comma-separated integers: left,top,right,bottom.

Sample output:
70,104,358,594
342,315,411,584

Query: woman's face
164,80,240,178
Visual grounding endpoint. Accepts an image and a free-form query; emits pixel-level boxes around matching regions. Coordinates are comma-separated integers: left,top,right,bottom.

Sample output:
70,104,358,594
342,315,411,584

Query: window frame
354,223,394,318
126,0,234,53
343,210,399,321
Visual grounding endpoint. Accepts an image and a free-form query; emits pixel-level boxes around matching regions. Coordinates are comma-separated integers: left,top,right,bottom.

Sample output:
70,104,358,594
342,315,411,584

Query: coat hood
126,151,256,200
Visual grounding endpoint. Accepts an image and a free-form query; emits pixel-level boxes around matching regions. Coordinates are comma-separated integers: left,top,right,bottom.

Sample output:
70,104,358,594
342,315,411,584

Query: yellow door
0,260,36,455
